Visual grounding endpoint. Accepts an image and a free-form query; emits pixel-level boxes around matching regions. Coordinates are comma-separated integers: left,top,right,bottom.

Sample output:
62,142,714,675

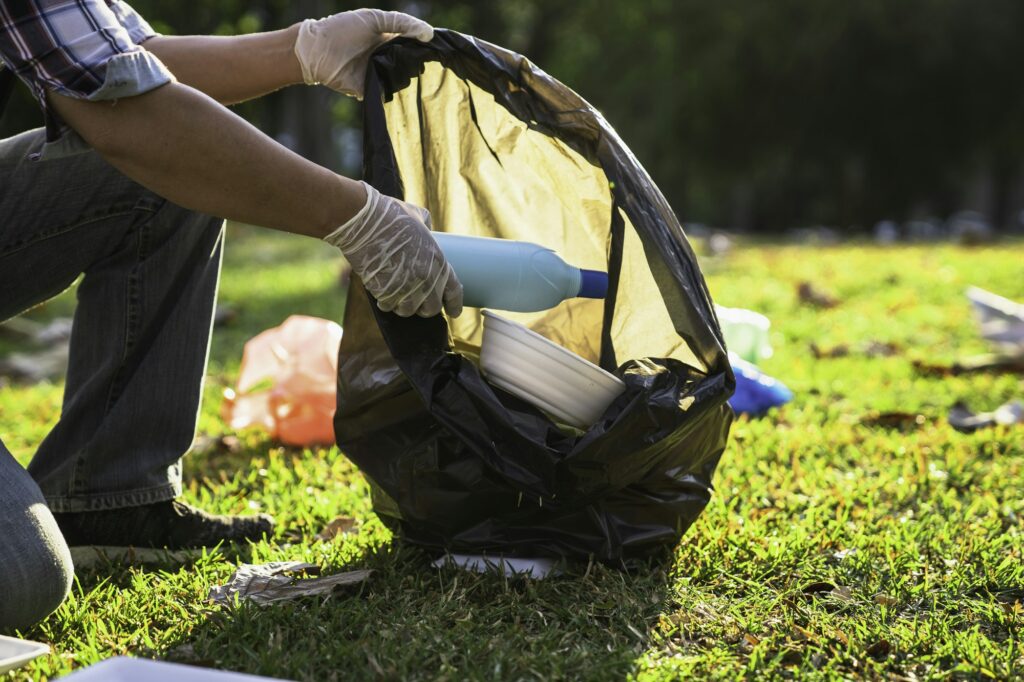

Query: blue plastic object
728,353,793,416
433,233,608,312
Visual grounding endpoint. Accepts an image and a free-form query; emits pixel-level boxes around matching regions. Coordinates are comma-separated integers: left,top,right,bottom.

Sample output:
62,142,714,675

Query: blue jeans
0,128,224,628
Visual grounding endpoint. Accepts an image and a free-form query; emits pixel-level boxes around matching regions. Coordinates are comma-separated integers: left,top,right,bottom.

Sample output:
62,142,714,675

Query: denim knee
0,501,74,631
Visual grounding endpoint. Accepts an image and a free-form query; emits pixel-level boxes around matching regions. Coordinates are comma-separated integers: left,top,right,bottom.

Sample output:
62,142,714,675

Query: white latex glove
294,9,434,100
324,182,463,318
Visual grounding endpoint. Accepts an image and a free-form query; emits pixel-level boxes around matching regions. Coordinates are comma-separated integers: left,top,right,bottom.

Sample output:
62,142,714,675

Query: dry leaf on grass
316,516,358,541
859,412,927,431
214,303,240,328
913,354,1024,377
873,593,899,607
864,639,892,660
797,281,839,309
791,625,816,642
802,581,836,596
190,434,242,457
862,341,901,357
811,341,900,359
830,586,855,603
208,561,372,607
810,343,850,359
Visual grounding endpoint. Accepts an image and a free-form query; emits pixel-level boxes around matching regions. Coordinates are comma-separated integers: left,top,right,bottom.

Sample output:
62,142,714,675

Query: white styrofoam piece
480,311,625,428
60,657,288,681
966,286,1024,352
432,553,558,579
0,636,49,674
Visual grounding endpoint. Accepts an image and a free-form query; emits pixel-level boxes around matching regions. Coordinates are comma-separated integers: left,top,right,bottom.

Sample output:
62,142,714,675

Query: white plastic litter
432,554,558,579
966,286,1024,354
0,636,48,675
60,657,284,681
480,310,625,429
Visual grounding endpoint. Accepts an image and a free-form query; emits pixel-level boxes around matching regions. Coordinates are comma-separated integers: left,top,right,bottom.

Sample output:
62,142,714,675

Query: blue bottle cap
578,269,609,299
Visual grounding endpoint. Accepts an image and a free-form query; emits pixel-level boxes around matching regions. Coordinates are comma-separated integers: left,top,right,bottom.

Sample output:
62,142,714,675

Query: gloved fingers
331,185,452,319
376,285,409,314
339,57,369,100
370,256,412,313
385,251,447,318
293,19,320,85
415,296,444,318
398,200,432,229
395,296,428,318
368,10,434,42
373,288,397,313
391,282,432,317
441,265,464,318
413,260,450,318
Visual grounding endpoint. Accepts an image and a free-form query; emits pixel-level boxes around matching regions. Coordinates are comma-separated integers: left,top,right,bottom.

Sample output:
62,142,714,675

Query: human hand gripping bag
335,30,735,563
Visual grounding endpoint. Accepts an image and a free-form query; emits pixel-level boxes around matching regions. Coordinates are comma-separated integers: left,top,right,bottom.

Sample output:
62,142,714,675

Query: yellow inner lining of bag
383,61,705,373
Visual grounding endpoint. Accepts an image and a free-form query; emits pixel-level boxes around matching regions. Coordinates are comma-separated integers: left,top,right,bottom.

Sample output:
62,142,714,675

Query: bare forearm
50,82,362,238
143,27,304,105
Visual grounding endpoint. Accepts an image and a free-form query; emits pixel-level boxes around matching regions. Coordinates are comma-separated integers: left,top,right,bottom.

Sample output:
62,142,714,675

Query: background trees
3,0,1022,232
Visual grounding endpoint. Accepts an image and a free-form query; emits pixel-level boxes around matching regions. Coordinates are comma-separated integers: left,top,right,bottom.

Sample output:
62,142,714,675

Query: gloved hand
294,9,434,100
324,182,463,318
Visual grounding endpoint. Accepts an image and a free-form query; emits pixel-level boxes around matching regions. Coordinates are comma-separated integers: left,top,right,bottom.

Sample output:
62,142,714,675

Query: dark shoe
53,500,274,551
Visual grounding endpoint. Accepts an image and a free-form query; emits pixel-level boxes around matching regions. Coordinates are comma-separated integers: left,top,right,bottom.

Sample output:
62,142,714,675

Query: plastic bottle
433,233,608,312
715,305,773,364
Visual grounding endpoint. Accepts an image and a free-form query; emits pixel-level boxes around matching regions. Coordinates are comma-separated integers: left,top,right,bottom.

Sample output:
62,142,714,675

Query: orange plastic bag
222,315,342,446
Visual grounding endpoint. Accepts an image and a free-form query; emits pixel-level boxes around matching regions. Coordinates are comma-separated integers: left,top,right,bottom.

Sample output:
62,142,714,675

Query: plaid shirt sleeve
0,0,173,145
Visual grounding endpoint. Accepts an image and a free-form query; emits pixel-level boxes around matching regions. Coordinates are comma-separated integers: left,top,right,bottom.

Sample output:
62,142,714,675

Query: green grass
2,226,1022,681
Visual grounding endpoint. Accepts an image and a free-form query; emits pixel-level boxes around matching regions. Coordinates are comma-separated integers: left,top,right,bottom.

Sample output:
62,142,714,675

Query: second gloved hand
294,9,433,100
324,183,463,318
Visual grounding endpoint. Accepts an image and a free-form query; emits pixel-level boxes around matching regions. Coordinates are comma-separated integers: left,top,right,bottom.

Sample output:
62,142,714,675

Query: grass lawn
1,226,1021,681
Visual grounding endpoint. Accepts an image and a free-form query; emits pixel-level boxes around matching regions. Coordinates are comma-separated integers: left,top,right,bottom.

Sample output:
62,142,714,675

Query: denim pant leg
0,129,225,512
0,442,74,631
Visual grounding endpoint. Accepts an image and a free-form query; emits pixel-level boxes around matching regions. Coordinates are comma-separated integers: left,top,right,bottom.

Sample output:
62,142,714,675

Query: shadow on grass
157,543,673,681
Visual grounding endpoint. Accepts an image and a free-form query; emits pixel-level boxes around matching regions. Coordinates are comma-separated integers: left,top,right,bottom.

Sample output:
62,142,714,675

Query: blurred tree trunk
277,0,336,170
991,155,1020,232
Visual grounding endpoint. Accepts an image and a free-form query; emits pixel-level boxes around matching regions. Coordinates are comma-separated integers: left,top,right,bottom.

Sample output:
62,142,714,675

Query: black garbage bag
335,30,734,562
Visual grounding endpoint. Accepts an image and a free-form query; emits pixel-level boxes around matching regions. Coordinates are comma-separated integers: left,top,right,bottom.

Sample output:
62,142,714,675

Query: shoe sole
69,545,205,569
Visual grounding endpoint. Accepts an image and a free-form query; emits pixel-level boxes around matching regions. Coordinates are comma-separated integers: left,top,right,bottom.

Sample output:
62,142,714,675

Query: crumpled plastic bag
208,561,372,607
222,315,342,447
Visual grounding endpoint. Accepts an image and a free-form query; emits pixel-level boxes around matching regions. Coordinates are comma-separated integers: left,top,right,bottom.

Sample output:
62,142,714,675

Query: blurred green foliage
3,0,1022,230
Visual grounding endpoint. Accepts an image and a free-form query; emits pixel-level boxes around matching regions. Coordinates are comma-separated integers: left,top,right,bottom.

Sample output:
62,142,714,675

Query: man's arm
142,27,304,105
140,7,436,106
50,82,362,238
42,6,460,317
